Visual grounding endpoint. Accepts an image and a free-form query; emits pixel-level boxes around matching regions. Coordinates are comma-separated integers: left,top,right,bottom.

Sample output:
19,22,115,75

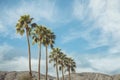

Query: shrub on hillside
18,74,32,80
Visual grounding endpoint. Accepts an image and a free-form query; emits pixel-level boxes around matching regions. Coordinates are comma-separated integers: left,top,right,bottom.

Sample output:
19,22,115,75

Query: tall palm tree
49,48,61,80
65,57,76,80
16,15,33,78
58,52,66,80
43,28,56,80
31,24,46,80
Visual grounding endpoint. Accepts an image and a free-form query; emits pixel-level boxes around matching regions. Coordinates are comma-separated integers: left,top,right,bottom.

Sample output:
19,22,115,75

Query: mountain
63,72,120,80
0,71,55,80
0,71,120,80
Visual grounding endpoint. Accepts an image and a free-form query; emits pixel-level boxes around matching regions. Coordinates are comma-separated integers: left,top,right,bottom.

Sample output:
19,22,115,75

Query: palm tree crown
43,29,55,48
32,24,46,45
49,48,61,63
65,57,76,73
16,15,33,35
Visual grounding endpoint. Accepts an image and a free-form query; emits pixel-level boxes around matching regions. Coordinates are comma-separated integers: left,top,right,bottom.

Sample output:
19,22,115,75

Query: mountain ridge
0,71,120,80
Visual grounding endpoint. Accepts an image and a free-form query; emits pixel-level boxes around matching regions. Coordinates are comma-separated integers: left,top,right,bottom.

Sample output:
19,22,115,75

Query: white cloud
4,0,56,24
0,56,56,76
0,57,30,71
0,0,57,38
89,55,120,74
0,43,14,60
0,21,10,37
108,43,120,54
57,0,120,74
0,43,56,76
94,0,120,37
0,43,120,75
76,67,97,73
63,0,120,49
0,56,37,71
61,29,82,43
87,0,120,42
73,52,120,74
0,21,6,34
73,0,90,21
88,0,106,18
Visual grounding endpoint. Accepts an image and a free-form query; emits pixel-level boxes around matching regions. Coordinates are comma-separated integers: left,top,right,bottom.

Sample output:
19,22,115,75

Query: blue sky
0,0,120,76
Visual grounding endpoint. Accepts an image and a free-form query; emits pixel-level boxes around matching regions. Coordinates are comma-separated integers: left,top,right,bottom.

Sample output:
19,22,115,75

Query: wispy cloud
56,48,120,74
82,0,120,41
62,0,120,73
0,0,57,38
73,0,90,21
0,43,56,75
61,29,82,43
72,51,120,74
0,43,14,61
63,0,120,49
4,0,56,23
89,54,120,74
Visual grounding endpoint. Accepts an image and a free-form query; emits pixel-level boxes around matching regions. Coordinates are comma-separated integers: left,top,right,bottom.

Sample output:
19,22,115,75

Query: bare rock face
63,72,120,80
4,71,17,80
113,74,120,80
0,71,7,80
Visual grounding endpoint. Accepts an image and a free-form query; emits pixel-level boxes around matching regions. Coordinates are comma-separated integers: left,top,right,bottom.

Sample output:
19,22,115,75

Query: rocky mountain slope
0,71,55,80
0,71,120,80
64,72,120,80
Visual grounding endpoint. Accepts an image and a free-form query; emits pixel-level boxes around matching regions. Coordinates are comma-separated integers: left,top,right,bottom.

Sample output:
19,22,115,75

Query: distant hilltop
0,71,120,80
0,71,55,80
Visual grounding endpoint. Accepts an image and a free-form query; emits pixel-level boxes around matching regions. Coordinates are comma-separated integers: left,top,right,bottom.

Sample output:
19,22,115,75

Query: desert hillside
64,72,120,80
0,71,120,80
0,71,55,80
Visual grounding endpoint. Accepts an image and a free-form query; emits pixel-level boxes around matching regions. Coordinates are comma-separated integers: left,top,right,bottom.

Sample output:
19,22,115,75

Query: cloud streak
0,43,56,76
73,52,120,74
0,42,120,75
0,0,57,38
63,0,120,48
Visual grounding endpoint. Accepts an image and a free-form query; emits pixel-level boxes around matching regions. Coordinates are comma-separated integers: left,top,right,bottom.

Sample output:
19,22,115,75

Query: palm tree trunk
56,60,59,80
38,42,41,80
68,67,71,80
26,30,32,79
62,65,64,80
46,46,48,80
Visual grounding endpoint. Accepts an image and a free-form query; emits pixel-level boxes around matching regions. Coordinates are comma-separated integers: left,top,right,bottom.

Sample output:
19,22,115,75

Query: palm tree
65,57,76,80
43,28,56,80
16,15,33,78
49,48,61,80
31,24,46,80
58,52,66,80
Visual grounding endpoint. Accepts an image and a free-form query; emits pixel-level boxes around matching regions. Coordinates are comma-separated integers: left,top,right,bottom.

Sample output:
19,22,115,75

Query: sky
0,0,120,76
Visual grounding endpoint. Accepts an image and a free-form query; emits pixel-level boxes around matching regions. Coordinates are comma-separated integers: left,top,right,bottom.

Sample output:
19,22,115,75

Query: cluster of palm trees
49,48,76,80
16,14,76,80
